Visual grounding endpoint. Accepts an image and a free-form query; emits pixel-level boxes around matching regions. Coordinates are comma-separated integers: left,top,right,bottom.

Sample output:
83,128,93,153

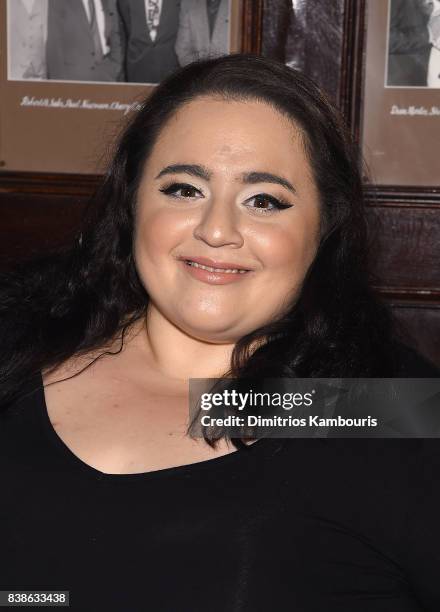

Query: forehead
147,96,311,177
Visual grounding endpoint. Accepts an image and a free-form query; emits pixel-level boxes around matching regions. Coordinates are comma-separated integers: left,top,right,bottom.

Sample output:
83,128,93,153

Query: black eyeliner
159,182,201,196
159,183,293,212
251,193,293,211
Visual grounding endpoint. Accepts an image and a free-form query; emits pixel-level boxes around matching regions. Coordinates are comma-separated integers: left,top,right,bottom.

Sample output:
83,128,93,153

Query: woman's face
134,96,321,344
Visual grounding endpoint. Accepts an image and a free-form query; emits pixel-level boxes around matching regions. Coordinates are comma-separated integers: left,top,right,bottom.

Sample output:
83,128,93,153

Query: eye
245,193,293,214
159,182,203,199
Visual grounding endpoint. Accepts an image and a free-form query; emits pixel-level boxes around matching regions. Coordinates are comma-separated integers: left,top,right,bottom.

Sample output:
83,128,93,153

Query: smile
179,260,251,285
185,260,248,274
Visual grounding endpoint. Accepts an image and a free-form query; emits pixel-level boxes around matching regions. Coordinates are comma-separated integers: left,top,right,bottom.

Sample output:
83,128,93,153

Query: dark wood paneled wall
340,0,440,367
0,190,88,269
367,202,440,292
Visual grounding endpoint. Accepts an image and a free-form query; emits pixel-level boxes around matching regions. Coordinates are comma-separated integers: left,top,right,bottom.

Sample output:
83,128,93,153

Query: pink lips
178,258,252,285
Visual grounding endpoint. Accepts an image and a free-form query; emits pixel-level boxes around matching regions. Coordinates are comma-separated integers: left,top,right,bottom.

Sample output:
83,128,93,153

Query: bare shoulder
42,352,97,386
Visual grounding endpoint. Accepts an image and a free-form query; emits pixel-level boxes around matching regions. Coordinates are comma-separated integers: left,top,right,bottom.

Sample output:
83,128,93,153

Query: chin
178,317,243,344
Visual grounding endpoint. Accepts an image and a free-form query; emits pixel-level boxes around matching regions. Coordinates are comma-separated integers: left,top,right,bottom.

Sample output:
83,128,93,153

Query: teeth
186,261,248,274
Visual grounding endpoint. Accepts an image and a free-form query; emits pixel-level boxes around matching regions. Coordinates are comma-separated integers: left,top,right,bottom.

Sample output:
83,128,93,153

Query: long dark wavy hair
0,54,400,448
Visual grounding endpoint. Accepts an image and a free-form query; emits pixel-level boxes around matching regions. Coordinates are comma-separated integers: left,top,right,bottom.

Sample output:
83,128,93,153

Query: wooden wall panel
366,204,440,294
392,303,440,368
0,192,88,270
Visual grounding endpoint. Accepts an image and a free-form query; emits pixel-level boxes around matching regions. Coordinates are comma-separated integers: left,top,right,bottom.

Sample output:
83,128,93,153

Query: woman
0,55,439,611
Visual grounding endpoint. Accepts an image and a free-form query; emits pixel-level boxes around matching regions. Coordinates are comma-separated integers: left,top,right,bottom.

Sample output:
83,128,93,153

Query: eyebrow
155,164,296,194
241,171,296,195
155,164,211,181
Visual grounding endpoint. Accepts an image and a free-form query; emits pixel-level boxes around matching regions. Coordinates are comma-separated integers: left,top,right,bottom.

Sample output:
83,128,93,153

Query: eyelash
159,182,293,214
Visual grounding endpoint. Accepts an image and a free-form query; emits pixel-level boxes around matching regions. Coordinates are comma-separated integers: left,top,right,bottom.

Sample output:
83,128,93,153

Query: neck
126,305,236,382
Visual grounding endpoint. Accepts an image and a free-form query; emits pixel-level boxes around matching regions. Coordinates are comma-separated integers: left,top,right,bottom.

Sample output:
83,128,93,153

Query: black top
1,346,440,611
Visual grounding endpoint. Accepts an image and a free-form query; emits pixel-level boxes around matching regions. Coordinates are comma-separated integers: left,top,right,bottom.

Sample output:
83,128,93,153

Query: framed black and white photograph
0,0,250,175
361,0,440,186
7,0,234,85
386,0,440,88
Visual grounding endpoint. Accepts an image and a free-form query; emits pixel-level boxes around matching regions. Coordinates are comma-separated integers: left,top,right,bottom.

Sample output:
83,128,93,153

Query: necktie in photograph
147,0,160,42
88,0,103,60
207,0,221,37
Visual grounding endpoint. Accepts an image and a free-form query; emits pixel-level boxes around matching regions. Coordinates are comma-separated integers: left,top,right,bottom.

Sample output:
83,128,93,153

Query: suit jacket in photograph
118,0,181,84
388,0,432,86
46,0,124,82
175,0,230,66
8,0,49,79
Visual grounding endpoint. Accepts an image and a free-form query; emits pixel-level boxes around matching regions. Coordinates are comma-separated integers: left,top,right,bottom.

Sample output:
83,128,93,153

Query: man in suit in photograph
8,0,48,80
46,0,124,82
175,0,230,66
117,0,181,83
388,0,434,86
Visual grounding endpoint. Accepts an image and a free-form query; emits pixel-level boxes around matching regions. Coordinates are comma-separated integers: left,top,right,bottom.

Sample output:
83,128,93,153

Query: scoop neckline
35,371,271,483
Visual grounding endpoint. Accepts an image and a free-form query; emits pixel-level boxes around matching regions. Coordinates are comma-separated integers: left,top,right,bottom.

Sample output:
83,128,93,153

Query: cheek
134,208,183,264
258,220,318,272
133,209,184,297
252,222,319,317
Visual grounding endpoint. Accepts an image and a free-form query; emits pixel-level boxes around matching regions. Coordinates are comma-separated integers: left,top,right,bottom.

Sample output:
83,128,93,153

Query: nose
193,197,244,248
